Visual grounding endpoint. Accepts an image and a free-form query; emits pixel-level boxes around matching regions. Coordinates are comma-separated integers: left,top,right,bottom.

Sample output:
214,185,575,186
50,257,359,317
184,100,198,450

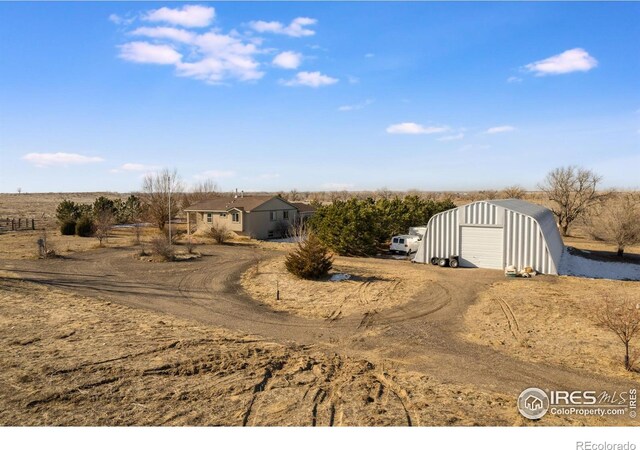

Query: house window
232,212,240,223
270,211,277,221
206,213,213,223
283,211,289,220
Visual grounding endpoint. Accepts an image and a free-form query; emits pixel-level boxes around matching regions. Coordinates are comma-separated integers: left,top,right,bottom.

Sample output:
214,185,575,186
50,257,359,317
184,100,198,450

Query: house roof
184,196,275,212
291,202,317,213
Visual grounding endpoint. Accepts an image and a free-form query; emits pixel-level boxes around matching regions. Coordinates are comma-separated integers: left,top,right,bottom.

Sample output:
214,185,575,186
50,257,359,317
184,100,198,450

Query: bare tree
182,179,219,210
538,166,602,236
17,187,22,194
501,185,526,199
587,193,640,257
594,296,640,371
94,209,115,247
141,169,183,230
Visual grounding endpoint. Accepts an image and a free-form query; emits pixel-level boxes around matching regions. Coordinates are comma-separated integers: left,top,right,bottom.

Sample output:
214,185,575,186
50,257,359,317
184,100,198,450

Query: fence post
32,219,35,230
11,219,15,231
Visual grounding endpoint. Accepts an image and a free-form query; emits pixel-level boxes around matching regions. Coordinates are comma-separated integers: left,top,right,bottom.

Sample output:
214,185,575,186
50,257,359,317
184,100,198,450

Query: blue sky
0,2,638,193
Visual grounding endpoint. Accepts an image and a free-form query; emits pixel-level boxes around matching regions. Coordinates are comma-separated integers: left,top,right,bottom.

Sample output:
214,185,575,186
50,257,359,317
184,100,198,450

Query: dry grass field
1,192,639,426
241,255,426,320
464,276,640,381
0,278,534,426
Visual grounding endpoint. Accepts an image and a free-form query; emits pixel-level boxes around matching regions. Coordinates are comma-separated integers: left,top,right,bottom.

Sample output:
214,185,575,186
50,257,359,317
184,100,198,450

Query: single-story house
290,202,317,221
185,195,314,240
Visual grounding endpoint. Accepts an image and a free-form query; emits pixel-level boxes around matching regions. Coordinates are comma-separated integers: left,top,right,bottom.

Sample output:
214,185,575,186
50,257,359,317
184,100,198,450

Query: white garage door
460,226,504,269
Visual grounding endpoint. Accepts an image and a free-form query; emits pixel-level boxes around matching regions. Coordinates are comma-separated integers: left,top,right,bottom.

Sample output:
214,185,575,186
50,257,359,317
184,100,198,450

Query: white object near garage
390,234,421,254
413,199,564,274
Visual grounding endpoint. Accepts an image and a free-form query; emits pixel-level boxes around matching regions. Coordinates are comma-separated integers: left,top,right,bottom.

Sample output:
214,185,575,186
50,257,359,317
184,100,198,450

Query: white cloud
437,133,465,141
119,41,182,65
386,122,449,135
507,76,522,83
131,26,195,44
23,152,104,167
272,51,302,69
281,71,338,88
109,14,134,26
485,125,516,134
249,17,317,37
196,170,237,179
365,53,375,58
338,99,374,112
144,5,215,28
175,31,264,83
347,75,360,84
524,48,598,76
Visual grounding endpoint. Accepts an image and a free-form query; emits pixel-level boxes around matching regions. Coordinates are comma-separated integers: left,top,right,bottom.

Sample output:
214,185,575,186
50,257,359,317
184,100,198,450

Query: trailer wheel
438,258,448,267
449,257,459,268
430,257,439,265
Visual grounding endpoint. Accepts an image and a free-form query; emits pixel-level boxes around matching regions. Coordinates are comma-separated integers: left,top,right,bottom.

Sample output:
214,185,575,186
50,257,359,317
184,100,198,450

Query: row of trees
308,196,456,256
56,195,143,244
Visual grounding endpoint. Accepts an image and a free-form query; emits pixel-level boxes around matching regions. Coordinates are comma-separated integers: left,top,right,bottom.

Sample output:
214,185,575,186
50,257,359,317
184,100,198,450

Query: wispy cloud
114,9,323,85
485,125,516,134
249,17,317,37
437,133,465,141
386,122,449,135
143,5,215,28
507,76,522,83
347,75,360,84
131,26,195,44
109,13,135,26
524,48,598,76
338,99,374,112
272,51,302,69
365,53,375,58
119,42,182,65
23,152,104,167
281,71,338,88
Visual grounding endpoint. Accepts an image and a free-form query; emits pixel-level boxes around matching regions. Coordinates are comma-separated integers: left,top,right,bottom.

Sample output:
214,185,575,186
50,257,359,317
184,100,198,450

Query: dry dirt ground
0,278,528,426
464,276,640,381
1,193,639,426
241,255,425,320
1,244,637,426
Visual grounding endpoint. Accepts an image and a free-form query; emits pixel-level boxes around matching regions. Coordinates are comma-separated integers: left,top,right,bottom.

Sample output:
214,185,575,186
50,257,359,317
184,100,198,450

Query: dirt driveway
0,245,631,396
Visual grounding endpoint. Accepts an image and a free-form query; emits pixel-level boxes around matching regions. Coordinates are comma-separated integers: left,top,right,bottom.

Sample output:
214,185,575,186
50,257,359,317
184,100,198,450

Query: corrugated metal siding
415,208,459,262
503,209,557,274
415,200,563,274
463,202,501,225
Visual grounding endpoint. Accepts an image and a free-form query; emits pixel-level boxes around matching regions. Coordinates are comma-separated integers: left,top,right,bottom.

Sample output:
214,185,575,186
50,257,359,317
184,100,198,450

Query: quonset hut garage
413,199,564,275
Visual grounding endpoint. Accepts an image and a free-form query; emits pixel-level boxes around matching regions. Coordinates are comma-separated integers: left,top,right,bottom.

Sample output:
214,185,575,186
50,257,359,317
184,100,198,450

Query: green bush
285,233,333,280
75,216,95,237
309,196,456,256
60,220,76,236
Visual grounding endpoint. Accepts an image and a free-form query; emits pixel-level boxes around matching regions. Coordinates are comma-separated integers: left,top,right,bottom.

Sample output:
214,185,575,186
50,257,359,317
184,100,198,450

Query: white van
389,234,421,255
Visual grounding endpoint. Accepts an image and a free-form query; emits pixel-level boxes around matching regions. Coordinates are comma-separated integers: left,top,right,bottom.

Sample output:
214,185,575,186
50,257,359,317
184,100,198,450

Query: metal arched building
413,199,565,274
